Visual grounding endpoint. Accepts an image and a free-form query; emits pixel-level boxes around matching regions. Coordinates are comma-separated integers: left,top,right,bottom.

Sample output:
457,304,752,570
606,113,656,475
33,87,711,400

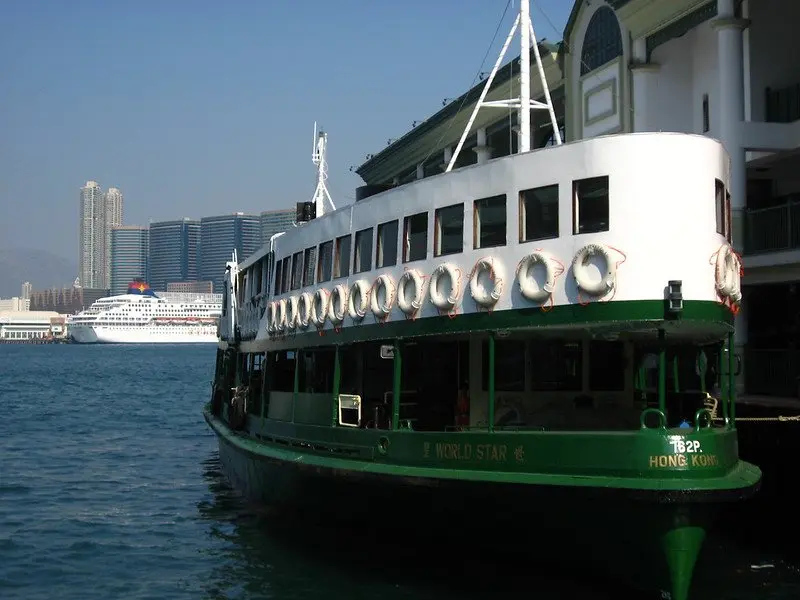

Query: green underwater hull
205,410,761,600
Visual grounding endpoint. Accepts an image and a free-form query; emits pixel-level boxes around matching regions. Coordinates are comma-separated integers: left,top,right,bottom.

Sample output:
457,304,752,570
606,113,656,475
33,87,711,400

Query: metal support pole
392,341,402,430
292,350,300,423
658,329,667,418
332,345,341,426
728,331,736,427
488,335,496,433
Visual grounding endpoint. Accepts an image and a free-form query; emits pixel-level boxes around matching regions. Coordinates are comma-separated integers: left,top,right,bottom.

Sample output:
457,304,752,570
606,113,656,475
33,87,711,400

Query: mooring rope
703,393,800,423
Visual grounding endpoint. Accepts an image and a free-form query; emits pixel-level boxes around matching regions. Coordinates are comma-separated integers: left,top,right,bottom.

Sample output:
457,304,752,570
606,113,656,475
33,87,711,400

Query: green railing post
260,353,270,433
392,341,402,430
331,345,341,426
658,329,666,418
728,332,736,427
488,334,496,433
292,349,300,424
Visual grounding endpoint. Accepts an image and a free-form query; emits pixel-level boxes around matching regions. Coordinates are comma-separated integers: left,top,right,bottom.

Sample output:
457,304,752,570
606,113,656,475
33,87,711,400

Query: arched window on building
580,6,623,75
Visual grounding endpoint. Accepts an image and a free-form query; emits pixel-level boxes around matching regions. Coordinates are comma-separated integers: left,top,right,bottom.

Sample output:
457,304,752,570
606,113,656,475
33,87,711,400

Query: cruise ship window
353,227,373,274
520,184,559,242
318,241,333,282
403,212,428,263
302,247,316,287
291,252,303,290
434,204,464,257
376,220,398,268
334,234,351,279
573,176,609,234
473,194,506,249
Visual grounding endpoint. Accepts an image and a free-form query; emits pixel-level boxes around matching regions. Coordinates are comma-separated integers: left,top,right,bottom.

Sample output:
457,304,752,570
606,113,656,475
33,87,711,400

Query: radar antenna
310,122,336,218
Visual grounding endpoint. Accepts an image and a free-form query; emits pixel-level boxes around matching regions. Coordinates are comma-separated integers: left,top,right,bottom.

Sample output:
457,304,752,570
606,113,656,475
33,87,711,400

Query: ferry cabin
218,132,741,436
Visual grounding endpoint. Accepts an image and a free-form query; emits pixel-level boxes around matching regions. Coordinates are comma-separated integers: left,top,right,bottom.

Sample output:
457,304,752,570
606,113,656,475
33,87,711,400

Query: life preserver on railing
286,295,299,330
348,279,371,321
572,243,617,297
297,292,313,329
266,302,277,334
429,263,461,311
397,269,425,316
311,288,329,328
276,298,288,332
469,257,504,307
371,274,396,318
517,251,560,303
714,244,743,304
328,284,348,325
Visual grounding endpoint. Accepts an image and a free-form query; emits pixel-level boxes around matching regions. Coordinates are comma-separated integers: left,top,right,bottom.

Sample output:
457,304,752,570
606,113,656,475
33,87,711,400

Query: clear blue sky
0,0,571,261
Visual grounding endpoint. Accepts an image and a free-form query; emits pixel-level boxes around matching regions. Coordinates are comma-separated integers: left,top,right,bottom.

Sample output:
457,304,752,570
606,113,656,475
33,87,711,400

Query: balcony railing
744,347,800,397
744,200,800,254
766,83,800,123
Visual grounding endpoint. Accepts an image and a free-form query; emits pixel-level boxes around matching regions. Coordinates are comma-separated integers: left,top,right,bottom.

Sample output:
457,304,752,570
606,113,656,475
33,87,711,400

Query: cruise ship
67,280,222,344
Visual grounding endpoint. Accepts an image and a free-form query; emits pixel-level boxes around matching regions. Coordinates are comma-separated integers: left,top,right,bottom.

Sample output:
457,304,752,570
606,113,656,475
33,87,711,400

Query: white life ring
286,295,299,330
572,244,616,297
276,298,288,332
715,244,742,303
469,257,504,307
266,301,277,333
397,269,425,315
371,274,396,317
297,292,313,329
311,289,329,327
517,251,557,302
328,284,348,325
429,263,461,311
348,279,371,321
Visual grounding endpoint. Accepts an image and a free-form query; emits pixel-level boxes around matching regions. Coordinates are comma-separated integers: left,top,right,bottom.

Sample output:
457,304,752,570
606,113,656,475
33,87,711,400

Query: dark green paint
488,334,496,433
658,328,667,415
391,341,402,430
331,345,341,426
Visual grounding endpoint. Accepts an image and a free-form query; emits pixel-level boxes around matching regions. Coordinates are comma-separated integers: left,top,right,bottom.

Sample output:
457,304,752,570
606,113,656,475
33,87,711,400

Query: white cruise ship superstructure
67,281,222,344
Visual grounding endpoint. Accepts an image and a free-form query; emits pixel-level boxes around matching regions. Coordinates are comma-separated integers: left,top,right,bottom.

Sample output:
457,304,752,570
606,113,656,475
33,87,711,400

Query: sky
0,0,571,262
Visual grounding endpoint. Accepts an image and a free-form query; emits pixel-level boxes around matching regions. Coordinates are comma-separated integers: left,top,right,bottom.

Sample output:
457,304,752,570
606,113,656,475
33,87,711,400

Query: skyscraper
200,213,261,292
78,181,123,289
260,208,296,245
148,218,201,291
103,187,124,287
110,226,149,295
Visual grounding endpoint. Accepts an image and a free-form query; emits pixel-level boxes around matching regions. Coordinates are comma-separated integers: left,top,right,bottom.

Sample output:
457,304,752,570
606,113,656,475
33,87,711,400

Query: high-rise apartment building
200,213,261,292
148,218,200,291
260,208,296,245
78,181,123,288
110,226,149,295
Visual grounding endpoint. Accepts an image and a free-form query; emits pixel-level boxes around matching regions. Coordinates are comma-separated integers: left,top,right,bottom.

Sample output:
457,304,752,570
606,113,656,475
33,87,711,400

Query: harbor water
1,344,798,599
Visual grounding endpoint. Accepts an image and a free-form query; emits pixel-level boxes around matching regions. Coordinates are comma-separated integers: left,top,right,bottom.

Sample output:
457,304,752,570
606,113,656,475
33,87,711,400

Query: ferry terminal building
355,0,800,398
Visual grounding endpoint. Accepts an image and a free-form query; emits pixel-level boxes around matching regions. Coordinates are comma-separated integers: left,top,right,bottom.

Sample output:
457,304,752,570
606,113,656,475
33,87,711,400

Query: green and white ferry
204,2,761,598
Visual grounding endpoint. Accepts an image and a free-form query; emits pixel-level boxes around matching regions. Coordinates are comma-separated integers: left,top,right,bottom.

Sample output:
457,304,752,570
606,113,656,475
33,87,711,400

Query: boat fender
286,295,299,330
276,298,288,332
265,302,275,334
297,292,313,329
348,279,371,321
572,244,616,297
397,269,425,315
311,289,329,327
517,251,557,302
429,263,461,311
469,257,504,307
370,274,396,318
715,244,742,303
328,284,348,325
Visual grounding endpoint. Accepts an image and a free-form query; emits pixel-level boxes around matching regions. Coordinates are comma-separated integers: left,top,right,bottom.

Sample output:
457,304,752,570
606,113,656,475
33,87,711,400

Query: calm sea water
1,344,798,599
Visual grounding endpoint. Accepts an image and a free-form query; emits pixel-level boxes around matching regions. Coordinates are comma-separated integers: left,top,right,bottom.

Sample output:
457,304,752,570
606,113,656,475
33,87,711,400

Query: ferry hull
205,410,759,600
70,325,218,344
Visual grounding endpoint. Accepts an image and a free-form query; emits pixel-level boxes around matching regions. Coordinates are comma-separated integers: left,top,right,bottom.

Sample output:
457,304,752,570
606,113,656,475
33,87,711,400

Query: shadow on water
195,452,633,600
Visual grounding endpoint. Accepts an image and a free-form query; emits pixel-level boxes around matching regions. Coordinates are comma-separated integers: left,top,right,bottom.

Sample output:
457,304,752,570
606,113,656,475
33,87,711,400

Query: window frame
572,176,610,235
353,227,374,274
473,194,507,250
376,219,399,269
519,184,559,243
434,203,465,257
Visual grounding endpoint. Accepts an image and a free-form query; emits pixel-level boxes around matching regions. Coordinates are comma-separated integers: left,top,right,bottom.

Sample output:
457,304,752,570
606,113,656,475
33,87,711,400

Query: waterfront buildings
78,181,124,288
199,213,261,292
147,218,200,291
260,209,296,245
110,226,149,295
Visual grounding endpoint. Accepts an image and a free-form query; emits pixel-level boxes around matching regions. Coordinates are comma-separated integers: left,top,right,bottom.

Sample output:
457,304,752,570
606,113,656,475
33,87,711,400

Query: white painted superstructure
67,291,222,344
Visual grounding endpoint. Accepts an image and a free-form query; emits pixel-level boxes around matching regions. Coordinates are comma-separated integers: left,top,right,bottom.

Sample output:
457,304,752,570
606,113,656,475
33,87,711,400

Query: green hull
205,409,760,600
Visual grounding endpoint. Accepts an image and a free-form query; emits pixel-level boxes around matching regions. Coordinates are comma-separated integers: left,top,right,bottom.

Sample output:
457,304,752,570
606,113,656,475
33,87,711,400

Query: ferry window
520,184,559,242
271,351,296,393
573,176,609,234
318,240,333,283
353,227,373,274
726,189,731,242
702,94,710,133
589,341,624,391
403,212,428,263
302,247,316,287
273,259,283,295
715,179,731,240
298,348,336,393
530,342,582,391
434,203,464,257
290,251,303,290
280,257,291,294
376,220,398,268
334,234,351,279
481,339,525,392
473,194,506,249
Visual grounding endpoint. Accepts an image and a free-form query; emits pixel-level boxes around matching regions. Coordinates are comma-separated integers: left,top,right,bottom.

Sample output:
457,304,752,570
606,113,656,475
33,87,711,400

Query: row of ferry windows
273,176,610,295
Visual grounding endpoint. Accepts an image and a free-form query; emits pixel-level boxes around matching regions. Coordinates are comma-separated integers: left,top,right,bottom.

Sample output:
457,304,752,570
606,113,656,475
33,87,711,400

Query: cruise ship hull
70,325,218,344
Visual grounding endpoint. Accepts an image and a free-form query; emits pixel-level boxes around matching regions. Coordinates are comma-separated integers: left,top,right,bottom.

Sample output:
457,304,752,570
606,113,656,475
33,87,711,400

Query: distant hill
0,248,77,298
